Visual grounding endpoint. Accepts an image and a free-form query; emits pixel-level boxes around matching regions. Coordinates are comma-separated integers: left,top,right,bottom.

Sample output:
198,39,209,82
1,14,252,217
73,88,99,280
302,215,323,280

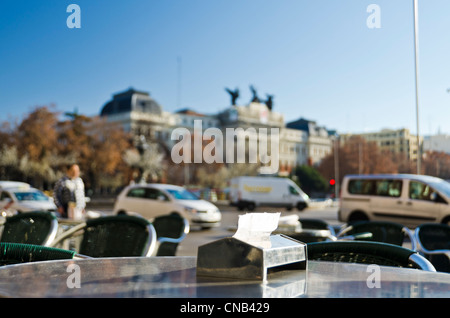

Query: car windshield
430,179,450,198
166,189,199,200
14,191,49,202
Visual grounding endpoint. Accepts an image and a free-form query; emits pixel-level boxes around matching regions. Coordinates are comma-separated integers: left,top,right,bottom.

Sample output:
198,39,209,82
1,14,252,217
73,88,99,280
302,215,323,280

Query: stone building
339,128,422,161
100,87,335,177
286,118,334,166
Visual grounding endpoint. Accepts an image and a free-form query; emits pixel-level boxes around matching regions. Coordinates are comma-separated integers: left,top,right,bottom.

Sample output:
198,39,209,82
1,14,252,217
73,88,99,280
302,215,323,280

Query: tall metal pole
334,135,339,199
413,0,421,174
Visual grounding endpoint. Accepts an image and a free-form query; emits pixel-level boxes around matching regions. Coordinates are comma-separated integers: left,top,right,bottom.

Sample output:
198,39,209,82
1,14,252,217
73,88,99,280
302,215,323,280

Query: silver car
113,183,222,229
0,185,57,213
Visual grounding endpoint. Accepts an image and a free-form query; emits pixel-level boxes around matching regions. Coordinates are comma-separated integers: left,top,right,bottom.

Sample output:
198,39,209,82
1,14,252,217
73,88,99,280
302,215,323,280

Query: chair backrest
307,241,435,271
337,221,411,247
298,218,327,229
415,223,450,273
152,214,189,256
0,242,76,266
416,223,450,250
0,211,59,246
286,232,332,244
299,218,337,237
299,218,332,231
78,215,157,257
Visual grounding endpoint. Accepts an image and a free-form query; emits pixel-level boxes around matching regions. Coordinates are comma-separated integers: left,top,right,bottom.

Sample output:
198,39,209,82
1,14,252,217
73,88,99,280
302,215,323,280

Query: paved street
176,203,341,256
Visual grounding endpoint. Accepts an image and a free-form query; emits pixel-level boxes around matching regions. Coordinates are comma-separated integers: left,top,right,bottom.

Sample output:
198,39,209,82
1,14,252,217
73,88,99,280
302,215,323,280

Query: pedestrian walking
53,163,86,219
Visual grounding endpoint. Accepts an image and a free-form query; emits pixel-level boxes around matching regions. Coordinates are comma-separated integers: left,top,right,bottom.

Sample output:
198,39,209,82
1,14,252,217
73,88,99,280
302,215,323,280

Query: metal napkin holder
196,234,307,281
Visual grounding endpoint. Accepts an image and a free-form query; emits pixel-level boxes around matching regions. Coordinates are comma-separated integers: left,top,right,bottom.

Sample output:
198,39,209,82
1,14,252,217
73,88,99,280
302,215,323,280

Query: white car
113,183,222,228
0,185,57,213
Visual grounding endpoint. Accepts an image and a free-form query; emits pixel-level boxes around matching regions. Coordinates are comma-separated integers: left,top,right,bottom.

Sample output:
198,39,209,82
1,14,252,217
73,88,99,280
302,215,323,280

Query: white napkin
233,212,280,249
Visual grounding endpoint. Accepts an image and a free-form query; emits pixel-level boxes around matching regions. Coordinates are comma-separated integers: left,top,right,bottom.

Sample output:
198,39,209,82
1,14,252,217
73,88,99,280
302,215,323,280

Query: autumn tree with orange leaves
317,136,398,186
0,106,133,193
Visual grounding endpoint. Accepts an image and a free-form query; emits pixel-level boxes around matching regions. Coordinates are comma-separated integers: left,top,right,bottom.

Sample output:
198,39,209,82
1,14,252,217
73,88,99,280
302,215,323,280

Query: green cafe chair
0,242,87,266
337,220,416,250
414,223,450,273
152,214,190,256
307,241,435,271
51,215,157,258
0,211,59,247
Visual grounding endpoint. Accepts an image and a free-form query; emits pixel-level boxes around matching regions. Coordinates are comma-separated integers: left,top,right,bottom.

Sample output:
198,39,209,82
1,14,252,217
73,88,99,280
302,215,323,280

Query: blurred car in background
0,181,31,189
229,176,310,211
0,182,57,213
113,183,221,229
187,188,218,202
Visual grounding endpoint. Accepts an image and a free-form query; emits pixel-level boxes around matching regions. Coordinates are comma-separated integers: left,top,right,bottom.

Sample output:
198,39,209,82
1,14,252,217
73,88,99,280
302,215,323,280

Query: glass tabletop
0,256,449,298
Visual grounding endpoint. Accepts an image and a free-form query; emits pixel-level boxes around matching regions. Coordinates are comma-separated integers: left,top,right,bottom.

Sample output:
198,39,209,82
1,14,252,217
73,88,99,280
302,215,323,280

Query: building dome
100,88,162,116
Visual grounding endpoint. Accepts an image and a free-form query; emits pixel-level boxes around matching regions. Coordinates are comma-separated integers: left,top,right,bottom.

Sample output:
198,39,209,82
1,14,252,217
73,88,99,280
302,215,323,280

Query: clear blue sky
1,0,450,135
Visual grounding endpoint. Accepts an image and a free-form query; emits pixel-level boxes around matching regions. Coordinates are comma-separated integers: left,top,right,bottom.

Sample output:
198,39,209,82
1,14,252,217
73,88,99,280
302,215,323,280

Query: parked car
113,183,222,229
0,183,57,213
339,174,450,227
0,181,31,189
188,188,218,202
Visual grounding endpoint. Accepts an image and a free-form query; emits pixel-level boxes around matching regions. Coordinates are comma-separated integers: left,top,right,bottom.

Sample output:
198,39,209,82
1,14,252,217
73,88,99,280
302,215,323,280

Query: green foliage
293,165,328,194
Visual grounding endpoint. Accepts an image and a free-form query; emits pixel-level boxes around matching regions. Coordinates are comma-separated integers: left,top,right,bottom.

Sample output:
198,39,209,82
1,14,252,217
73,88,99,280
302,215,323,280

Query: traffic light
329,179,336,186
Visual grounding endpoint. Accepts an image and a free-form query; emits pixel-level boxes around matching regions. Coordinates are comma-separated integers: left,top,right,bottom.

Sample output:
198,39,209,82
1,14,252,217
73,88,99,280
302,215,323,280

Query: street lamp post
333,135,339,199
413,0,421,174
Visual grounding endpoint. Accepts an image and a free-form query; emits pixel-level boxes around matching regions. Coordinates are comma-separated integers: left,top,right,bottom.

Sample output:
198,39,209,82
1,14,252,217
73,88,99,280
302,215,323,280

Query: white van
339,174,450,227
229,176,310,211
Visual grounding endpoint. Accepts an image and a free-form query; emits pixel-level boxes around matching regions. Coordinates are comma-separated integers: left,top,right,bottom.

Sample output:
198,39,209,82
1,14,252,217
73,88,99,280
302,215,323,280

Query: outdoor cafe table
0,256,449,298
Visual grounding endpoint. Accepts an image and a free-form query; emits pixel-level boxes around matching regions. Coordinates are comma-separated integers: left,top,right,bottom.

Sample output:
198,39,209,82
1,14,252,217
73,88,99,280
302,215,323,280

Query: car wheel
441,216,450,226
247,203,255,211
296,202,307,211
348,211,369,223
237,202,246,211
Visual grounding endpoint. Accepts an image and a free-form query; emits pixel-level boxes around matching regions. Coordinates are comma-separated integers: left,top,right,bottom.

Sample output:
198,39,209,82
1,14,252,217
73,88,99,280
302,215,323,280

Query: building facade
100,88,174,153
423,134,450,154
339,128,422,161
100,88,335,176
286,118,334,166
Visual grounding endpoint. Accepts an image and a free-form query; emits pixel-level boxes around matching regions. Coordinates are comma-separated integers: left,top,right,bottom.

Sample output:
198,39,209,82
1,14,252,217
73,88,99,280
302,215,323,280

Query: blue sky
1,0,450,135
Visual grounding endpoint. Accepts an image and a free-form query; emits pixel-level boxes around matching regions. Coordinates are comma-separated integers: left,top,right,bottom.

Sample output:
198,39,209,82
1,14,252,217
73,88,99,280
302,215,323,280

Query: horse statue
225,87,240,105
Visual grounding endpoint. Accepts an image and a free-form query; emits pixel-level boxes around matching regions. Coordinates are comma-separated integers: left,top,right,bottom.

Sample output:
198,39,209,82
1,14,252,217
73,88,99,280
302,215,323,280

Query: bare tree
123,143,164,184
0,145,19,180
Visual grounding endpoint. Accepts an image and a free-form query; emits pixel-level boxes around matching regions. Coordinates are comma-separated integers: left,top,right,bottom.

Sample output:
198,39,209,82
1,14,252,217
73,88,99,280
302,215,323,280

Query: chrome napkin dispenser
196,234,307,281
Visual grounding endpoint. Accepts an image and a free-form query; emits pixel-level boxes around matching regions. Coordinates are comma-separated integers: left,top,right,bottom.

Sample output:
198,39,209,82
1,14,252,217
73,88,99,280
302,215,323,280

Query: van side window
409,181,435,201
289,185,299,195
376,180,402,197
388,180,402,197
348,179,401,197
375,180,390,196
348,180,375,195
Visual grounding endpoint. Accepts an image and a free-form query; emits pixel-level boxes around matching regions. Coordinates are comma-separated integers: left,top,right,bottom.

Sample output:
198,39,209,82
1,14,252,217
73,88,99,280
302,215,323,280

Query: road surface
176,203,341,256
